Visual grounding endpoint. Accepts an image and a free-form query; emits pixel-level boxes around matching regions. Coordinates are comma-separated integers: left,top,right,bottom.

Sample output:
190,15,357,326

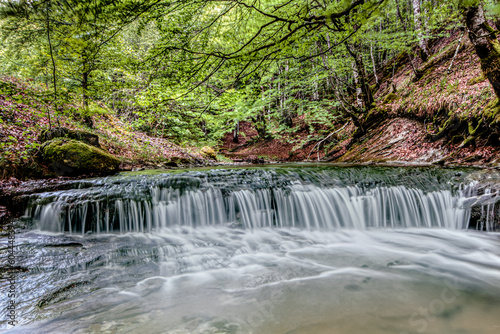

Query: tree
0,0,160,108
6,0,500,151
413,0,430,60
460,0,500,99
149,0,386,89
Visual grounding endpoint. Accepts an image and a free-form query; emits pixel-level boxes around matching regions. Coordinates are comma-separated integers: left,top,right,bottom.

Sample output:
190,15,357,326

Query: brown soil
219,119,333,162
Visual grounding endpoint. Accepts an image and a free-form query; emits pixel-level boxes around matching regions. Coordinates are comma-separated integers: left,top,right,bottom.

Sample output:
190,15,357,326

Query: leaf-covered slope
0,76,206,180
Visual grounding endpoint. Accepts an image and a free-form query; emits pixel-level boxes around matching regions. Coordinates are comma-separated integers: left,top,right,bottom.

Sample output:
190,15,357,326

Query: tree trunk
81,71,93,128
462,2,500,99
252,111,269,140
346,43,374,110
317,40,336,91
351,61,364,108
370,42,379,84
413,0,430,61
281,61,293,127
395,0,407,29
233,120,239,143
46,0,56,129
82,71,89,107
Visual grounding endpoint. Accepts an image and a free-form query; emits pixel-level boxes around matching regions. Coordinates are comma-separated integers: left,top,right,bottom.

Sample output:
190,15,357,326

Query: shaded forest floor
219,119,324,162
221,28,500,167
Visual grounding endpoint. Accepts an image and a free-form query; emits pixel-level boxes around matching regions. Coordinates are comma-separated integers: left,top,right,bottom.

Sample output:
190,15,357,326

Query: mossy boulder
41,138,120,176
39,127,100,148
200,146,217,160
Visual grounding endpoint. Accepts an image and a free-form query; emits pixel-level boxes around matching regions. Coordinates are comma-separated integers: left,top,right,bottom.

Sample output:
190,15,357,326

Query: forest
1,0,500,178
3,2,500,334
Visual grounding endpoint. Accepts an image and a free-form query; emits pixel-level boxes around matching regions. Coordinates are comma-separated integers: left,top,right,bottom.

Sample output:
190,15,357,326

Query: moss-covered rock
200,146,217,160
41,138,120,176
39,127,100,148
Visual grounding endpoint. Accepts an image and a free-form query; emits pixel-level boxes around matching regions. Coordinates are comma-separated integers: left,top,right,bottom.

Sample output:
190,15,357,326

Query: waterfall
22,167,485,234
11,167,500,334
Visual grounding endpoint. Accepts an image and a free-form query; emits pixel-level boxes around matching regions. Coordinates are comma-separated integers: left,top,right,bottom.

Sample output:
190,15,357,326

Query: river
1,165,500,333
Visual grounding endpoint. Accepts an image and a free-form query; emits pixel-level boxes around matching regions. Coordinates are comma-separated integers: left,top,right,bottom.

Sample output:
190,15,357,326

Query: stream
1,165,500,333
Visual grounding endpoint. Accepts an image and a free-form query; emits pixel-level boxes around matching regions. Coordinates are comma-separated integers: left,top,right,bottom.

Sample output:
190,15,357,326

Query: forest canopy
1,0,500,146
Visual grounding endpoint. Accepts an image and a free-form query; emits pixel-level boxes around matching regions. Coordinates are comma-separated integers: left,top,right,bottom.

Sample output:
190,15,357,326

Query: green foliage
0,0,487,150
80,103,110,118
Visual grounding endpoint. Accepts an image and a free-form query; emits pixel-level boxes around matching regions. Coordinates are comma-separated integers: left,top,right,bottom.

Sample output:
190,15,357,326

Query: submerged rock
41,138,120,176
39,127,100,148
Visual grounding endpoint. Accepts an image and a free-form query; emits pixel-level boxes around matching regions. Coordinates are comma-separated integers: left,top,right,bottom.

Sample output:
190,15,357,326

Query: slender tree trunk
391,65,397,92
351,61,364,108
277,66,281,110
252,111,269,139
413,0,430,61
346,43,374,109
370,42,379,84
462,1,500,99
233,120,239,143
82,71,89,107
408,53,421,79
283,61,292,126
46,1,57,129
395,0,407,29
313,64,319,101
43,70,49,89
81,70,94,128
317,40,336,89
447,28,467,73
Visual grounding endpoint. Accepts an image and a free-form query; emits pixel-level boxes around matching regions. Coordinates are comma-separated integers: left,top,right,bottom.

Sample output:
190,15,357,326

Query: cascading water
3,166,500,334
25,167,481,233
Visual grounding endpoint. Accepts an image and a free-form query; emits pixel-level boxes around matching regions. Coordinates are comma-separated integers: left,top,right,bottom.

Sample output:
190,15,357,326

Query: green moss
438,115,454,133
460,136,476,147
468,119,482,136
467,74,486,86
80,103,110,117
383,92,397,104
42,138,120,175
480,39,500,90
484,98,500,125
200,146,217,160
171,156,192,164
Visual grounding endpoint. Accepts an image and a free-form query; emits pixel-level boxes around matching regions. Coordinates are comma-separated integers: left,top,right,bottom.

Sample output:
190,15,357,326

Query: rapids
2,165,500,333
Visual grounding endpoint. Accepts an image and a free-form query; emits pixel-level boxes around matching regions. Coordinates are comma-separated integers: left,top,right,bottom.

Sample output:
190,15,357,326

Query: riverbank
0,77,216,180
3,28,500,180
219,28,500,167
